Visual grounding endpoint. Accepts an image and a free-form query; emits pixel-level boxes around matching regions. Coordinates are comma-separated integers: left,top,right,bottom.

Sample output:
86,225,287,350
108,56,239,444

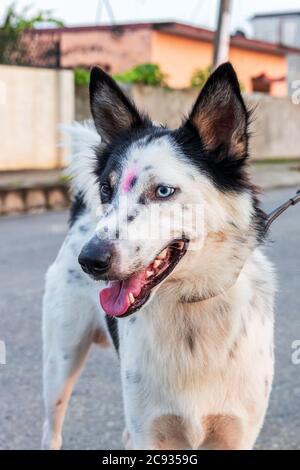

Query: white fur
42,122,275,450
62,121,101,215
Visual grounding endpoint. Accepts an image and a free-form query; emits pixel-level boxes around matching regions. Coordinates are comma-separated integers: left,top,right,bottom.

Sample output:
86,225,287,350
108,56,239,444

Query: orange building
27,21,300,96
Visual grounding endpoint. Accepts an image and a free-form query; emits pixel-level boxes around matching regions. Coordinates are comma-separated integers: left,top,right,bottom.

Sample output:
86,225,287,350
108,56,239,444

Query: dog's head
77,63,266,318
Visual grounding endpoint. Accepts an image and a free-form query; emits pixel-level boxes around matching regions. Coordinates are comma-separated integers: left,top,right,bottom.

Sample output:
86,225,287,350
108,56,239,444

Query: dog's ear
89,67,150,143
184,62,248,159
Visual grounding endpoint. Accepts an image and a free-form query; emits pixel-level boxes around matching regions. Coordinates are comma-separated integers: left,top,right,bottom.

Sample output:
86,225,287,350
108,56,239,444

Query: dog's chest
119,316,242,449
117,288,274,449
119,310,235,403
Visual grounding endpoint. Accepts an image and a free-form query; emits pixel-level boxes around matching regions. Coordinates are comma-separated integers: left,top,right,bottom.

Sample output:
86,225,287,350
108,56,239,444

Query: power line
104,0,116,24
95,0,115,25
189,0,203,22
95,0,103,24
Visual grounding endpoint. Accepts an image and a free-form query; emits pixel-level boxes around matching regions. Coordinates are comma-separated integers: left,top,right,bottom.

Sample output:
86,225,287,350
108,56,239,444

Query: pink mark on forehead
122,168,138,193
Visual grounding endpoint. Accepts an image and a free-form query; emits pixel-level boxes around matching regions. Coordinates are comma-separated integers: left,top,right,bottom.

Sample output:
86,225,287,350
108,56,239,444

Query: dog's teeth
157,249,168,260
177,241,185,250
146,270,154,278
128,293,135,304
154,259,162,269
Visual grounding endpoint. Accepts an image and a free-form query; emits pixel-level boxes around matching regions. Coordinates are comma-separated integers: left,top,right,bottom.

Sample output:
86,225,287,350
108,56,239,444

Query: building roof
251,11,300,20
30,20,300,56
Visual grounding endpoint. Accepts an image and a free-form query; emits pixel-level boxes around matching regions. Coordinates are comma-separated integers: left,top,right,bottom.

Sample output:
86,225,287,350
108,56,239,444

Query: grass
59,174,71,184
252,158,300,165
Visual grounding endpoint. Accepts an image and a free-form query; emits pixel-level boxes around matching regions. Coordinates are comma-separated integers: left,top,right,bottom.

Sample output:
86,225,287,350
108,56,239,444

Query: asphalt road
0,186,299,450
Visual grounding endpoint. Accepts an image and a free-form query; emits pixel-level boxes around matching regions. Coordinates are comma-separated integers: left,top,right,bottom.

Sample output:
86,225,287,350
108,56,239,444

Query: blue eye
155,185,176,199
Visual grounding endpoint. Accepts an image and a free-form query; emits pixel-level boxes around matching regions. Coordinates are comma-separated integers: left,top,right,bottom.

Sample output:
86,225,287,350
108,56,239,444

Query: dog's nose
78,236,113,279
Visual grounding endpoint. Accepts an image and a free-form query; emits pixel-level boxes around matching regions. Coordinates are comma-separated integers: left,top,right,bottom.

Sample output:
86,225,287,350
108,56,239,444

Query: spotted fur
42,63,275,450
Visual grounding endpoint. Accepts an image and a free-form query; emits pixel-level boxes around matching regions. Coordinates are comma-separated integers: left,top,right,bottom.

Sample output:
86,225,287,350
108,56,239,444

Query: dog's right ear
183,62,249,160
89,67,150,144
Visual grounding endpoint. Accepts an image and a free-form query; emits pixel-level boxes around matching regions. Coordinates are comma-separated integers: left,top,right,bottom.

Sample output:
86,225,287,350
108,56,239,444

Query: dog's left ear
184,62,248,159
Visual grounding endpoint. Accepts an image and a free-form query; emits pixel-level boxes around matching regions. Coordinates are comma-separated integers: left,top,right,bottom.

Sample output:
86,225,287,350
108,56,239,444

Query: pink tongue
100,270,146,317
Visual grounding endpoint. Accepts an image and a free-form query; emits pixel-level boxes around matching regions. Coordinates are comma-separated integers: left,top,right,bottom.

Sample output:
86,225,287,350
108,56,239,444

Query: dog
42,63,275,450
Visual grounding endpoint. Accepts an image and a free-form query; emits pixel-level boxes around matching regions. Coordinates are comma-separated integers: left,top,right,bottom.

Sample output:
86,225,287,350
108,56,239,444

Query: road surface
0,187,299,449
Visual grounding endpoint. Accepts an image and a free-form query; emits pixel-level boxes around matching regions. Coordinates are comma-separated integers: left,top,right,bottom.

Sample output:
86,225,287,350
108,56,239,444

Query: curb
0,183,70,215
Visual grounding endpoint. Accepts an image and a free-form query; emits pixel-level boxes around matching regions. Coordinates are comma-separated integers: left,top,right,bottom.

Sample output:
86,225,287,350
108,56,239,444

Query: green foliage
191,65,245,91
114,63,167,87
1,2,64,32
59,174,72,184
239,81,245,92
190,66,212,88
74,67,90,86
0,2,64,65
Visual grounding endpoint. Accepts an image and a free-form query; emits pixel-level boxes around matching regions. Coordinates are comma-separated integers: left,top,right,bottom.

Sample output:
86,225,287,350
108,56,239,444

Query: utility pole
213,0,232,70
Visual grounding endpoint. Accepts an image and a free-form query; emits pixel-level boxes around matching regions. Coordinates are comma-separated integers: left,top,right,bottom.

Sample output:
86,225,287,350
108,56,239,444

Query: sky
1,0,300,37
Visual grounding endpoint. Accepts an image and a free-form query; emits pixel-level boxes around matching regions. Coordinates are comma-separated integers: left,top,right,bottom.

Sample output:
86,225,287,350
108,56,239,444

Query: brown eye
100,183,112,202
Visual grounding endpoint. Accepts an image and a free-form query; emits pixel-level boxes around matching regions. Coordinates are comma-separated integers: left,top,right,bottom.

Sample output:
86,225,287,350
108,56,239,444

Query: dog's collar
179,286,231,305
180,189,300,305
180,291,220,304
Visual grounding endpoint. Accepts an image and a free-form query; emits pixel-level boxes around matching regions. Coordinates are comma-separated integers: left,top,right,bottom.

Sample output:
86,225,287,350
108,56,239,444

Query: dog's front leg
42,330,92,450
41,283,99,450
122,428,135,450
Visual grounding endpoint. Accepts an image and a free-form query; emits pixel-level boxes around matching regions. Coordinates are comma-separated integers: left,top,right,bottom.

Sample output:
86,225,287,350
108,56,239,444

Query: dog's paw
122,428,134,450
41,421,62,450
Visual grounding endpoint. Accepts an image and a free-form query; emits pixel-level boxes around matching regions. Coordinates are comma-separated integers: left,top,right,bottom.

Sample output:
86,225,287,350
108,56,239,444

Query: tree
0,2,64,65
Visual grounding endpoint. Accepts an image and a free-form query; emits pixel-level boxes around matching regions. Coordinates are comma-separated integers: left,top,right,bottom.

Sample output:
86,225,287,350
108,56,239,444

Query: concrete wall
247,93,300,159
288,54,300,95
75,84,90,122
0,65,74,171
76,84,300,160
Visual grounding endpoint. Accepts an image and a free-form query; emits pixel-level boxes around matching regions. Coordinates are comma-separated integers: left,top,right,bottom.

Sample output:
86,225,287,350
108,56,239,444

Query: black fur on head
89,66,164,200
172,62,252,193
89,66,152,144
87,63,266,241
90,63,252,193
172,63,266,240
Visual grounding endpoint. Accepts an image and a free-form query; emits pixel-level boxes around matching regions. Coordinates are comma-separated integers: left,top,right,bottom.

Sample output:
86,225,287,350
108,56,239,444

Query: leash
180,189,300,305
265,189,300,231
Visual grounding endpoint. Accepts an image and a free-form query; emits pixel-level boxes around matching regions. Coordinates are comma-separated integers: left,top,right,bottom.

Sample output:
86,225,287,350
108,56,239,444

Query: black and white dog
42,63,275,450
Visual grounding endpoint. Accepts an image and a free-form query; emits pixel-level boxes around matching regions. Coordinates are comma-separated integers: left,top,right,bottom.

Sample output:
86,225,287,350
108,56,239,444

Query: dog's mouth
99,238,189,318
